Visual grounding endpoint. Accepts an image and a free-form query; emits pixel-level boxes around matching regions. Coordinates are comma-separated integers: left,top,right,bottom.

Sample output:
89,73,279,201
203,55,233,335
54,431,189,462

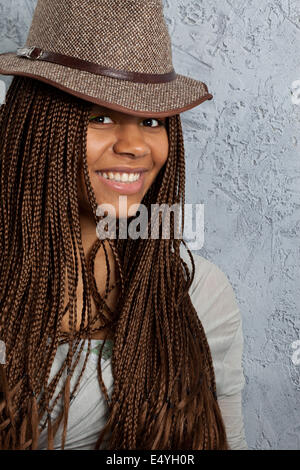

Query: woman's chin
95,196,144,218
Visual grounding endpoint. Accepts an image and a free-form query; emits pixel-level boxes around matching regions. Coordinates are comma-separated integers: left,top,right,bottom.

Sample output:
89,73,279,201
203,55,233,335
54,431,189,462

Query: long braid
0,76,229,450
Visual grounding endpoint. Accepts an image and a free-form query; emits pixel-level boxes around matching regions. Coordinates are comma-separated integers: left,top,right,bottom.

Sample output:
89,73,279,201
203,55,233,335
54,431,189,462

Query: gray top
37,247,248,450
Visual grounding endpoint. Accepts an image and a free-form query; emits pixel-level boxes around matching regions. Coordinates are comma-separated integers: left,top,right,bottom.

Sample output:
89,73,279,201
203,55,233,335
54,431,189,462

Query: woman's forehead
89,104,112,114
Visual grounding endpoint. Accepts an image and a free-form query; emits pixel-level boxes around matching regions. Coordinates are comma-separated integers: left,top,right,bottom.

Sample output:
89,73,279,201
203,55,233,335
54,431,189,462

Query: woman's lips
95,171,146,195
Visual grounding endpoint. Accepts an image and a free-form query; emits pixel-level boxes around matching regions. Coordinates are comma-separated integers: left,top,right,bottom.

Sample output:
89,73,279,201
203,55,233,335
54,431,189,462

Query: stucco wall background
0,0,299,450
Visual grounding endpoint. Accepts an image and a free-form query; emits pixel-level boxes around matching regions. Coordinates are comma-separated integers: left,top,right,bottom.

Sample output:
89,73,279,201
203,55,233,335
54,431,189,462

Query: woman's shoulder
179,245,238,312
180,244,245,397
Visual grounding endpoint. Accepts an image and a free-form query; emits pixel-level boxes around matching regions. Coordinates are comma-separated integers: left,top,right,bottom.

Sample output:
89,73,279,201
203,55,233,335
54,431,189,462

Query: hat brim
0,53,213,117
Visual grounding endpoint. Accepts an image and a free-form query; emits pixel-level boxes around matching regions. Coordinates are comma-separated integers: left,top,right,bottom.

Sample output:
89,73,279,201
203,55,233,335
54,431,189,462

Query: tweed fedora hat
0,0,213,117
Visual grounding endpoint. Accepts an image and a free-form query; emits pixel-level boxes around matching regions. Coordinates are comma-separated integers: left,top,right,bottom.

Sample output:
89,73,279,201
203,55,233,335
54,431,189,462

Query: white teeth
99,171,141,183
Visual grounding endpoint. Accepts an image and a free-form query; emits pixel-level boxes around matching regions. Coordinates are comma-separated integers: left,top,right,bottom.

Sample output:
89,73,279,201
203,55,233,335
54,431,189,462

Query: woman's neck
59,208,118,340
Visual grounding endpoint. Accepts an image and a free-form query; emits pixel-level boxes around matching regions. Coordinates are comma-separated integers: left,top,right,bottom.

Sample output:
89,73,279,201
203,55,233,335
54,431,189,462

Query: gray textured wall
1,0,300,450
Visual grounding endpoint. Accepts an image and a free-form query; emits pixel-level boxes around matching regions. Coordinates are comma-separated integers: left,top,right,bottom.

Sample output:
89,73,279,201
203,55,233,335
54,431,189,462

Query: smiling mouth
96,171,142,183
95,170,146,195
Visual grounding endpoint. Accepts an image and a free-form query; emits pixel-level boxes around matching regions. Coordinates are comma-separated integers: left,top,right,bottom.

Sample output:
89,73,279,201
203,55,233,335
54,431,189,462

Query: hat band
16,46,177,84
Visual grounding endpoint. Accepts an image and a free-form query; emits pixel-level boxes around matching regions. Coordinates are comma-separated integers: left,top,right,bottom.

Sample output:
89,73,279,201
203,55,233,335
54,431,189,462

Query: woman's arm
216,319,248,450
183,248,248,450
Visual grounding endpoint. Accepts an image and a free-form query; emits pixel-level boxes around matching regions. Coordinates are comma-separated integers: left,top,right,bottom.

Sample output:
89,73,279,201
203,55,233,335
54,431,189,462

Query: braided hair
0,76,229,450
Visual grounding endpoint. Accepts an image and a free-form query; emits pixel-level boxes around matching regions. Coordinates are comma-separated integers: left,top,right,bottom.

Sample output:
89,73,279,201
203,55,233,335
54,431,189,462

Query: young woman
0,0,247,450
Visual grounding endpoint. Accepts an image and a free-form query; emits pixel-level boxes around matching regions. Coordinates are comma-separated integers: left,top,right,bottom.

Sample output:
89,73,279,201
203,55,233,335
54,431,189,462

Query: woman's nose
112,123,150,159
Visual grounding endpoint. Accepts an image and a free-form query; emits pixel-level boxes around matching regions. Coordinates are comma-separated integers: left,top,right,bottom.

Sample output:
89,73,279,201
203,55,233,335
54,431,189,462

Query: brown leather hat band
16,46,177,84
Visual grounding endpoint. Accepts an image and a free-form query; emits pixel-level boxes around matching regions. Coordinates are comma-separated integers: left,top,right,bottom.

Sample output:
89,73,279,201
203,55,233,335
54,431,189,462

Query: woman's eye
89,115,113,124
142,118,164,128
89,115,165,127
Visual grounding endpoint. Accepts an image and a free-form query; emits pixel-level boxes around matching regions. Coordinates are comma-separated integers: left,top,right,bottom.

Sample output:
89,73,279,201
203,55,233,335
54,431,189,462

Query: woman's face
78,104,169,219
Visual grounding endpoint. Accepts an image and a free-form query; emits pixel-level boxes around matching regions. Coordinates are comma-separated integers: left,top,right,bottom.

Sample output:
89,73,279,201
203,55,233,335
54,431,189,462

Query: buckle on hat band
17,47,43,60
16,46,177,84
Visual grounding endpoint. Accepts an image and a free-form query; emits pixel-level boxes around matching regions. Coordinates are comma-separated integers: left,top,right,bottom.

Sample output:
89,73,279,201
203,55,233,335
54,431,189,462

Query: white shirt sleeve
181,247,248,450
